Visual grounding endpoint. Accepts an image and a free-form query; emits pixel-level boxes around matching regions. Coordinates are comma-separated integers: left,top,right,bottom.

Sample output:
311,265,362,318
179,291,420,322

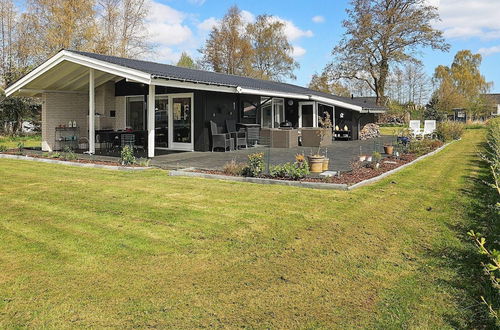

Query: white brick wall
42,82,121,151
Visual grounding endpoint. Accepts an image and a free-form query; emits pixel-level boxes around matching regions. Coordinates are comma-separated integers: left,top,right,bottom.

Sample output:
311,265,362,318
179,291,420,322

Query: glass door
169,94,194,150
155,96,168,148
299,102,315,127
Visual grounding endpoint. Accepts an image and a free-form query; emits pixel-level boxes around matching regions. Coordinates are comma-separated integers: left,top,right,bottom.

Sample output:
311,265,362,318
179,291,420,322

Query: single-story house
484,93,500,117
5,50,386,157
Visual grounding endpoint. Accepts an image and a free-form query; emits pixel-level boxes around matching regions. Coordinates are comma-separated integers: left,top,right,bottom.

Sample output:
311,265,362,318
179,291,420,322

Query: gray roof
69,50,386,111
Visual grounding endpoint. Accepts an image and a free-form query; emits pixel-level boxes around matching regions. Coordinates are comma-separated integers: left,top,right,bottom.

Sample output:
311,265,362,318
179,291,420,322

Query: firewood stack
359,123,381,140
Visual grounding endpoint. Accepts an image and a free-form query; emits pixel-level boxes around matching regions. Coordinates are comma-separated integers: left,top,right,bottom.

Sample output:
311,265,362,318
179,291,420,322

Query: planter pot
384,145,394,155
322,158,330,171
307,155,325,173
359,155,366,162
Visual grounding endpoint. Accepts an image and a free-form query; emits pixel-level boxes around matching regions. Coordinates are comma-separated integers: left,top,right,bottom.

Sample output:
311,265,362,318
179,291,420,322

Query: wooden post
147,84,155,158
88,68,95,154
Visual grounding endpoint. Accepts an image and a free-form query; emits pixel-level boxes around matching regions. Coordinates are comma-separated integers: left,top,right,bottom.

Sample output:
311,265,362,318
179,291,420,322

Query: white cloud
434,0,500,40
147,1,194,48
240,10,255,25
269,16,314,41
197,17,218,32
478,45,500,56
312,15,325,23
291,45,306,58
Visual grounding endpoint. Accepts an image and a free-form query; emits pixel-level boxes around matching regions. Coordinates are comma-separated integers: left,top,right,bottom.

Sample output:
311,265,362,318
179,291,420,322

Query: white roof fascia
5,50,151,97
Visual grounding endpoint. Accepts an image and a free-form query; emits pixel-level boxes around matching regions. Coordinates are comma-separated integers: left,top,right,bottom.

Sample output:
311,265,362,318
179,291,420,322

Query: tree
24,0,97,60
0,90,39,134
247,15,298,81
93,0,151,57
200,6,253,76
308,71,350,97
433,50,493,119
327,0,449,105
176,52,197,69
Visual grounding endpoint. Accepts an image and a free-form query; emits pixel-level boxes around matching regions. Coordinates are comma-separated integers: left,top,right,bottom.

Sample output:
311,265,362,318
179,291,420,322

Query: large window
126,96,145,130
260,97,285,128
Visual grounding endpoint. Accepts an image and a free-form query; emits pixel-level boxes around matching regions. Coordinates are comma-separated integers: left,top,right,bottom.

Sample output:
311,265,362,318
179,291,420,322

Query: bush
408,139,444,156
135,158,151,167
243,152,264,177
222,159,246,176
0,145,7,152
465,121,487,129
49,152,61,159
120,145,135,166
62,146,77,161
269,160,309,180
436,121,465,141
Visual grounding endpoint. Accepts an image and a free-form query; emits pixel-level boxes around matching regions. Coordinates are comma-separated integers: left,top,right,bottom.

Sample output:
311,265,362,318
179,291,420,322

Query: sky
97,0,500,94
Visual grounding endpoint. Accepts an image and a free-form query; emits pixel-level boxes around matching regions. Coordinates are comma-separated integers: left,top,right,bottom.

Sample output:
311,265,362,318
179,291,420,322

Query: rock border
169,168,349,190
0,153,150,171
347,139,456,190
168,140,456,191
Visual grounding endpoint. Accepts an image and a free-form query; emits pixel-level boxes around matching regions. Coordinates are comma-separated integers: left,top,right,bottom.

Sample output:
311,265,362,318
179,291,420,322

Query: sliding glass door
126,96,145,130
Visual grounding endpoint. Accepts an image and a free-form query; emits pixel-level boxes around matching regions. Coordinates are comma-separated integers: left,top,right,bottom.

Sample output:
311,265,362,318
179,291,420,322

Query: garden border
348,139,456,190
0,154,150,171
169,140,457,191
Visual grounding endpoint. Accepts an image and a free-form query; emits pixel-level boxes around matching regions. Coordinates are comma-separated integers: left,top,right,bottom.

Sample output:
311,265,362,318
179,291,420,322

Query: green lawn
0,130,493,328
0,134,41,149
379,126,403,135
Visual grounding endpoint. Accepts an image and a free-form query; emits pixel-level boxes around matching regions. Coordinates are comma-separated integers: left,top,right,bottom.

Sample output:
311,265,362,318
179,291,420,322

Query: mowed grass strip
0,130,488,328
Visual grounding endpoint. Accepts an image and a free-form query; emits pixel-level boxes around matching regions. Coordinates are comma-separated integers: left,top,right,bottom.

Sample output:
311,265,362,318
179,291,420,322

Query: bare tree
327,0,449,104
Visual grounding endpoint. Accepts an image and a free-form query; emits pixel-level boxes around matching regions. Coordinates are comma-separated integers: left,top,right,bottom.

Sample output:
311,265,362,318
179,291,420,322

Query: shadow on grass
431,146,499,328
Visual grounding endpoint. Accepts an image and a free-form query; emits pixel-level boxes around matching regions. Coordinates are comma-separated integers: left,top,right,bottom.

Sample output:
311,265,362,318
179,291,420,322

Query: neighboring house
5,50,386,157
484,93,500,116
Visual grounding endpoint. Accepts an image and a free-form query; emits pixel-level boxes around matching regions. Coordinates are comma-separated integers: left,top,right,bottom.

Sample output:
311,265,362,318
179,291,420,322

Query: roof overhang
5,50,151,97
5,50,381,113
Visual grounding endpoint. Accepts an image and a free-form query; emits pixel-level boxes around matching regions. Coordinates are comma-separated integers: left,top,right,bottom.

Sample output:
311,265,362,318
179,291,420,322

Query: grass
379,126,400,135
0,134,41,149
0,130,494,328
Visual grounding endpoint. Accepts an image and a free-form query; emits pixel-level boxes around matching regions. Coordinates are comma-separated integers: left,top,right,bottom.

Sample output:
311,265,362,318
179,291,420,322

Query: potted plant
384,143,394,155
307,149,325,173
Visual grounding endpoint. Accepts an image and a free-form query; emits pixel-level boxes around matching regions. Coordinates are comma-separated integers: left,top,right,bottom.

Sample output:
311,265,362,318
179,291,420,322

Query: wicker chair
226,119,247,149
210,121,234,152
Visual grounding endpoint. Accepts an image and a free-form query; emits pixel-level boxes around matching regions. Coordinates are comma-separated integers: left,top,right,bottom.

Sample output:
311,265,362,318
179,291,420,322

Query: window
242,101,257,119
260,97,285,128
126,96,145,130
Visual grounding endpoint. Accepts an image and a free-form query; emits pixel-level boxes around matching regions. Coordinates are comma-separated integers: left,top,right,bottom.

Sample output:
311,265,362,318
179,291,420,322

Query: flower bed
191,153,417,185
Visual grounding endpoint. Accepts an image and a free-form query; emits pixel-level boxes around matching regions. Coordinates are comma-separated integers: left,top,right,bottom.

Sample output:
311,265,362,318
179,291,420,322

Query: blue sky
139,0,500,93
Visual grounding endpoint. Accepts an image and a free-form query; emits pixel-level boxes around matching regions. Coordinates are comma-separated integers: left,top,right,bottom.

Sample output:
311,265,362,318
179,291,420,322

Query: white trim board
6,50,370,113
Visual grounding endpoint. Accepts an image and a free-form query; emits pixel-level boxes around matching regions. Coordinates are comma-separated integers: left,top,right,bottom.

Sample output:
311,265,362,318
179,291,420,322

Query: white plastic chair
409,120,422,139
422,120,436,139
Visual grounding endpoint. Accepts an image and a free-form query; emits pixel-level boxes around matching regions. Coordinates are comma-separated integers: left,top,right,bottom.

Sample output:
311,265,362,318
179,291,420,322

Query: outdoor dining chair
226,119,247,149
409,120,423,139
210,121,234,152
422,120,437,139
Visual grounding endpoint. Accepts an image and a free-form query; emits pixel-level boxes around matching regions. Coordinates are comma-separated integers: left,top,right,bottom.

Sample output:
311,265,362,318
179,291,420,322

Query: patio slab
151,136,395,172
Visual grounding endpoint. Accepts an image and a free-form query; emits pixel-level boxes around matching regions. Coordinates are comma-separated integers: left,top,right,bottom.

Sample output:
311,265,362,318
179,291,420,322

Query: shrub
222,159,246,176
135,158,151,167
0,145,7,152
61,146,77,161
243,152,264,177
120,145,135,166
408,139,444,156
16,142,24,154
466,121,487,129
49,152,61,158
436,121,465,141
269,160,309,180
